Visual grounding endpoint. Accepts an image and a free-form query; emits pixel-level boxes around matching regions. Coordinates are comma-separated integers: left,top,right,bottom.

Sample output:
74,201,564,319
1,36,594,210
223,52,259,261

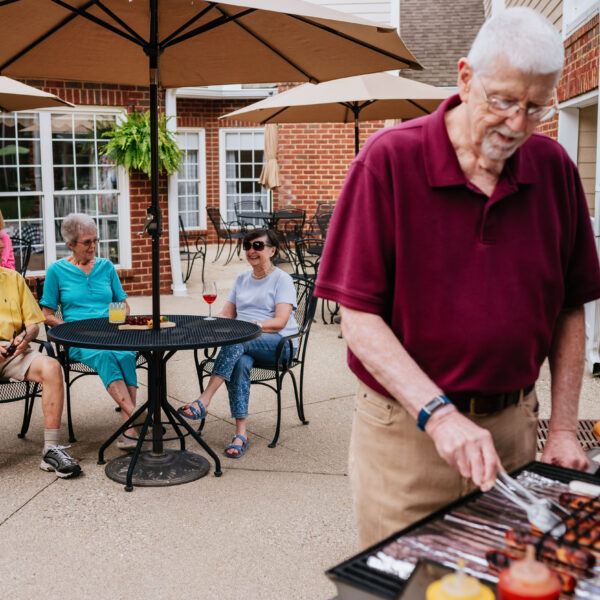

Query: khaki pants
349,380,539,551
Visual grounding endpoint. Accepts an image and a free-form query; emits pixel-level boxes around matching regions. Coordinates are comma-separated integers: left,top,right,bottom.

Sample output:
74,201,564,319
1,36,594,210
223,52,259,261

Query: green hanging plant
100,110,182,177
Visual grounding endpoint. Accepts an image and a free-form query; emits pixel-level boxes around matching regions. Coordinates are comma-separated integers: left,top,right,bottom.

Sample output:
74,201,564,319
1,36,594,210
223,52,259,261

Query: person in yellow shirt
0,268,81,478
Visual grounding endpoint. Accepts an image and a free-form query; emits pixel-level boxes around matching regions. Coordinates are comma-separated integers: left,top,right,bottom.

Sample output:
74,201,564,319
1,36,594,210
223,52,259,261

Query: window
0,108,129,273
0,113,45,270
219,129,268,223
177,129,206,229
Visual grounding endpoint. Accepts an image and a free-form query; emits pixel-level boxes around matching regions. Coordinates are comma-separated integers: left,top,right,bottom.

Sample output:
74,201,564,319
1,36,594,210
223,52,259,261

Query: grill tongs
494,471,569,537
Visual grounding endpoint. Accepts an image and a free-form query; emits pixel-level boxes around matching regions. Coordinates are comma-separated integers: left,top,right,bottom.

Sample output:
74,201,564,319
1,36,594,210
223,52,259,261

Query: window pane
76,166,96,190
52,114,73,138
52,141,74,165
75,140,95,164
54,166,75,190
0,114,16,138
19,166,41,191
98,166,117,190
0,167,18,192
17,115,39,139
0,143,20,166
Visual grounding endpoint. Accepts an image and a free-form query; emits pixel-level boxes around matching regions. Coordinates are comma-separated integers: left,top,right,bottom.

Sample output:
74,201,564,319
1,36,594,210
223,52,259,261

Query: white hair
61,213,97,245
468,7,564,78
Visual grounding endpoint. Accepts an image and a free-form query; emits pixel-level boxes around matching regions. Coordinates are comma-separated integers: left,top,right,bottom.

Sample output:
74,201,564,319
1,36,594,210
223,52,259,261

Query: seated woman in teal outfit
40,213,138,451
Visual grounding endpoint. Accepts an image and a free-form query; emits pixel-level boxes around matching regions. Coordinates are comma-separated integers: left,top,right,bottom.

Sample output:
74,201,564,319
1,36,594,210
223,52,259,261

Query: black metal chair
315,205,334,238
179,216,206,283
206,206,245,265
0,338,55,439
10,236,33,277
36,278,148,443
272,207,306,264
194,275,318,448
294,237,324,280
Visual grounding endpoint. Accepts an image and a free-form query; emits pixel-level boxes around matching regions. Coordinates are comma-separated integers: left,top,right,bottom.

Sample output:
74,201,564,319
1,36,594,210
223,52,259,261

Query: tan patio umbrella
0,0,421,326
259,123,280,190
0,75,74,112
222,72,452,154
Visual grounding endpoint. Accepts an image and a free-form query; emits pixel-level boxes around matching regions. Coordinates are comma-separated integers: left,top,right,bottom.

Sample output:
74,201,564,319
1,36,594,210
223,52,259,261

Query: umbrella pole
149,0,161,331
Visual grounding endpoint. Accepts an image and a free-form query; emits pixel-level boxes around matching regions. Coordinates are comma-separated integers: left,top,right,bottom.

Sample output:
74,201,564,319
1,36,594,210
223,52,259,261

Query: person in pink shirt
0,210,15,270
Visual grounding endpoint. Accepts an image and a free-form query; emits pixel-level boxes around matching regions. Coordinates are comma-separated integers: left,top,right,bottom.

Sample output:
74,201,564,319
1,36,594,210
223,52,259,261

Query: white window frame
218,127,268,222
176,127,207,231
563,0,600,39
2,105,131,274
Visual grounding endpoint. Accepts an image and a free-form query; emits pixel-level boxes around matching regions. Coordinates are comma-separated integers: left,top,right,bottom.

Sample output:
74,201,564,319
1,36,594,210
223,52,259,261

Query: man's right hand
425,406,501,491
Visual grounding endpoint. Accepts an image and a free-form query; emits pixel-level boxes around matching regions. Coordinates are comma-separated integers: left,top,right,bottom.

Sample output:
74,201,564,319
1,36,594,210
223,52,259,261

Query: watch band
417,395,452,431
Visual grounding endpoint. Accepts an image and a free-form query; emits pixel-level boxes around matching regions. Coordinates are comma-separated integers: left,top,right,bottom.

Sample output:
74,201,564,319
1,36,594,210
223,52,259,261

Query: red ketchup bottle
497,545,561,600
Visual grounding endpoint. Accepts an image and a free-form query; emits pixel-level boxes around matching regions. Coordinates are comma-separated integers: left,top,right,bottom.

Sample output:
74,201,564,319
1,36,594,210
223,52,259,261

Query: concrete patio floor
0,245,599,599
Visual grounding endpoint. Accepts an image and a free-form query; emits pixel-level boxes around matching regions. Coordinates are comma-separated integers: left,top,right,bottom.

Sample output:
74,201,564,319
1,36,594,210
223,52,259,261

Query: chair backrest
294,238,323,279
315,206,334,238
11,236,32,277
206,207,229,237
292,275,318,341
179,216,191,251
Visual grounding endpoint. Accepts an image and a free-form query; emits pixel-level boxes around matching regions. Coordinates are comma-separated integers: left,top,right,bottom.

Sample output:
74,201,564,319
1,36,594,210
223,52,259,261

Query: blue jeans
213,332,296,419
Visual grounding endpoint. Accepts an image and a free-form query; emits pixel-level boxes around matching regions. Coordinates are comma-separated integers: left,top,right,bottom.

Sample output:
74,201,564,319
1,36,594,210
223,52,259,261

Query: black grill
326,461,600,599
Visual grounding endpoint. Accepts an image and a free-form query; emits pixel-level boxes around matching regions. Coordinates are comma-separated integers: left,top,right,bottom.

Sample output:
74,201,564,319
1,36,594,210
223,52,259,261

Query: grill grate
327,461,600,600
537,419,600,453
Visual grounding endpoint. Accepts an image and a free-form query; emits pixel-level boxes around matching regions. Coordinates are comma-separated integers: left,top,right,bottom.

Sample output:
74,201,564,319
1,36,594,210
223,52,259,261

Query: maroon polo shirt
315,95,600,397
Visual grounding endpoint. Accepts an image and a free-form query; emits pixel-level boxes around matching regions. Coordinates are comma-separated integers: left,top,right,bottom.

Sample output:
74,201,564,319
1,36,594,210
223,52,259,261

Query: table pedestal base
105,449,210,489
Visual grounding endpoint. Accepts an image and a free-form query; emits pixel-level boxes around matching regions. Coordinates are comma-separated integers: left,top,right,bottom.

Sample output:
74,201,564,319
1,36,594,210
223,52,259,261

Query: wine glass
202,281,217,320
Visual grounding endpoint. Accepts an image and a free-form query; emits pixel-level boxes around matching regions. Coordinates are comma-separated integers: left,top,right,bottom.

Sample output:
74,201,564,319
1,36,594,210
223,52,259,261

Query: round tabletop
48,315,261,352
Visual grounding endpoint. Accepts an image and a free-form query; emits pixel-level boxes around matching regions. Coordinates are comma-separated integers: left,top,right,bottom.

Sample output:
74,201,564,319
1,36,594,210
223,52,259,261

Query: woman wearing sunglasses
178,228,298,458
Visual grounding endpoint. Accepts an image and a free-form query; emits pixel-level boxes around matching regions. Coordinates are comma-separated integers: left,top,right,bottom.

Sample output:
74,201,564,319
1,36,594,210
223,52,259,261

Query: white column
166,88,187,296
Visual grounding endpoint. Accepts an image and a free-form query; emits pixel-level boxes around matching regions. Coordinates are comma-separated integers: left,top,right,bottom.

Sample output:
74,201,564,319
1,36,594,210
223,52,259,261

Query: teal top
41,257,127,321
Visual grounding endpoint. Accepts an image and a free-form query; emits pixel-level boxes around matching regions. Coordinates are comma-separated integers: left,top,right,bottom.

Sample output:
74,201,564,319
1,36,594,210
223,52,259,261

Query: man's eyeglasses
243,240,272,251
76,237,100,248
473,73,558,122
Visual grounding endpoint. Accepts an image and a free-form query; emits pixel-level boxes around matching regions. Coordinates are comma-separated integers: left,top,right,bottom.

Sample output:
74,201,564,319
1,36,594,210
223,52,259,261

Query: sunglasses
243,240,272,251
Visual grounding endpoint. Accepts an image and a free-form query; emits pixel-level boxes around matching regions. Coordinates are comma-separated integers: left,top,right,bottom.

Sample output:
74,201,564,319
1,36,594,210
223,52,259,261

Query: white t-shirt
228,268,299,340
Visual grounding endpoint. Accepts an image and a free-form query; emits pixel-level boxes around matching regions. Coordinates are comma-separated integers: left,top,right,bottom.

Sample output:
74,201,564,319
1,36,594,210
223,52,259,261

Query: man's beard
481,125,525,160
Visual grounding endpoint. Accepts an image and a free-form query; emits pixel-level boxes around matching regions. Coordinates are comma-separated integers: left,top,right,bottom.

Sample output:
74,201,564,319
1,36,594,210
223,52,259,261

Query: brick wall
560,14,599,101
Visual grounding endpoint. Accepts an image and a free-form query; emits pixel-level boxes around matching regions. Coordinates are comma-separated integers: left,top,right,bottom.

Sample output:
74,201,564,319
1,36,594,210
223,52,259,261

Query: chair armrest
275,333,300,368
194,235,207,254
34,338,56,358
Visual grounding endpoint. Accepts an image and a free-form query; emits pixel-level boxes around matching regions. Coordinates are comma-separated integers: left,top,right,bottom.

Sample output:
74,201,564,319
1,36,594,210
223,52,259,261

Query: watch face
425,396,445,413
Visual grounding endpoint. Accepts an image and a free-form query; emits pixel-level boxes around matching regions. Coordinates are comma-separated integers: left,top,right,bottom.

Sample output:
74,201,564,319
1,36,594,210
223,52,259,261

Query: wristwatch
417,395,452,431
255,321,262,329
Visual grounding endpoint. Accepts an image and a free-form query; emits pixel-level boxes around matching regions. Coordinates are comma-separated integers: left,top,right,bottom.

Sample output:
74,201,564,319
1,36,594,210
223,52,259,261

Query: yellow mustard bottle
426,560,495,600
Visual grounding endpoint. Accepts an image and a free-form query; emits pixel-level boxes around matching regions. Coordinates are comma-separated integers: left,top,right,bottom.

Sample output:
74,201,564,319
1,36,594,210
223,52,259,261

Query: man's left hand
541,429,589,471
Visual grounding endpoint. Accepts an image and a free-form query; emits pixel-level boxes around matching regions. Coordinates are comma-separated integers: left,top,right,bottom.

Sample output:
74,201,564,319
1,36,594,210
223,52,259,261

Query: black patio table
236,210,274,228
48,315,261,491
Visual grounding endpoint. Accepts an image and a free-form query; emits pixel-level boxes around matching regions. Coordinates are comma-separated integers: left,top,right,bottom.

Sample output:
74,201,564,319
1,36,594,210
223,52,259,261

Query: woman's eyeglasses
76,237,100,248
243,240,272,251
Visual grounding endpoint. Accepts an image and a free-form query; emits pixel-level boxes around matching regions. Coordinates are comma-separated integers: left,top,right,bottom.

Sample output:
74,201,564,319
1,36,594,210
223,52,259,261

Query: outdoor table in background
48,315,261,491
236,210,274,229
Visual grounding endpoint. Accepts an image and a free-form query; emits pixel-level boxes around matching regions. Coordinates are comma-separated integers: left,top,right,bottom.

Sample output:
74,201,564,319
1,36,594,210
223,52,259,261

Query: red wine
203,294,217,304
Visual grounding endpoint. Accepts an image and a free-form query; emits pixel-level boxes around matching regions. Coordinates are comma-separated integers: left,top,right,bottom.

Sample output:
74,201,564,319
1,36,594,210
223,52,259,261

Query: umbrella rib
406,98,431,114
95,1,147,45
49,0,145,46
0,0,96,72
211,5,315,81
260,106,290,123
161,3,218,47
288,14,421,70
162,9,255,49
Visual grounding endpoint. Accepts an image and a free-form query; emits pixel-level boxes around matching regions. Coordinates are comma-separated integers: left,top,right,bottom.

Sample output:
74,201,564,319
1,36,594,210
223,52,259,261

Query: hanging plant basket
100,110,182,178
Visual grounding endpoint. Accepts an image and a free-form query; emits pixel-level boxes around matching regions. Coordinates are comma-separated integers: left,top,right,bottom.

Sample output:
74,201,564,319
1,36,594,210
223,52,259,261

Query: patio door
559,99,600,374
177,128,206,230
